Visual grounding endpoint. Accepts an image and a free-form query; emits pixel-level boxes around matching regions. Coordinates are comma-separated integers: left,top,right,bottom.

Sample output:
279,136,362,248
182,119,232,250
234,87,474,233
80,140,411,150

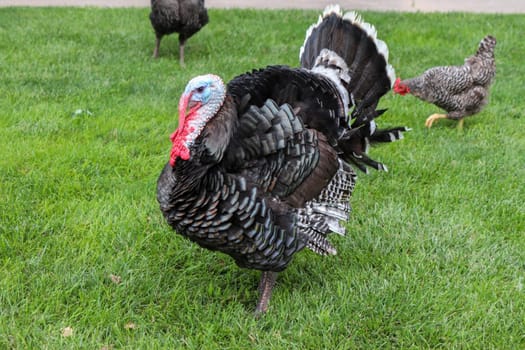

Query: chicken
149,0,209,65
393,35,496,129
156,5,408,315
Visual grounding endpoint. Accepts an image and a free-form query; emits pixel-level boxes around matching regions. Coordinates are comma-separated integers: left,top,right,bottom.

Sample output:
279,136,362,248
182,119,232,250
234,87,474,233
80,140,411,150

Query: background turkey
157,5,408,315
394,35,496,129
149,0,209,65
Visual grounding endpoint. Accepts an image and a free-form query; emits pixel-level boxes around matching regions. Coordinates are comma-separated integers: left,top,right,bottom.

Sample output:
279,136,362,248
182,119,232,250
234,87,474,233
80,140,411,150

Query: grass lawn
1,6,524,349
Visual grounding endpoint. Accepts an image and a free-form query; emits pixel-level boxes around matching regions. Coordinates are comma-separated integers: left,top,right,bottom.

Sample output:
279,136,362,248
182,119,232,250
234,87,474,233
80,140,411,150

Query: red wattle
393,77,410,95
169,93,202,166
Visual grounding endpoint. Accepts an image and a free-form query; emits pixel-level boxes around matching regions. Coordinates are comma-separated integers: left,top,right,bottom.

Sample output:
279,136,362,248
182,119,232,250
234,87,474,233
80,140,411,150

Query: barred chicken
394,35,496,129
156,5,408,315
149,0,209,65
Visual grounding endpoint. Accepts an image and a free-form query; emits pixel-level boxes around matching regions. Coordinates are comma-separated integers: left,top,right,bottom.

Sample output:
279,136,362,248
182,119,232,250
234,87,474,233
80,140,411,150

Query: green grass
1,6,524,349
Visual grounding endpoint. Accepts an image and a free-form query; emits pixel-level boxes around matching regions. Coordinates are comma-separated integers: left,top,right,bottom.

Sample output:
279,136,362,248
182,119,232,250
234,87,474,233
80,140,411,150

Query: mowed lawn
1,6,524,349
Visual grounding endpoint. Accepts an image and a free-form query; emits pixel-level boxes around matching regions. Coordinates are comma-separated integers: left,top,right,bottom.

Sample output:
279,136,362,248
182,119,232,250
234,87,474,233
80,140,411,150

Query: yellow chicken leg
425,113,448,128
457,118,465,130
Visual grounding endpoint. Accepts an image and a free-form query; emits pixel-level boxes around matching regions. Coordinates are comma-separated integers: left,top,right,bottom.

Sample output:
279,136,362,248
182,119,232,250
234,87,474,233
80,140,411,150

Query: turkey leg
179,39,186,66
153,36,162,58
425,113,447,128
255,271,277,316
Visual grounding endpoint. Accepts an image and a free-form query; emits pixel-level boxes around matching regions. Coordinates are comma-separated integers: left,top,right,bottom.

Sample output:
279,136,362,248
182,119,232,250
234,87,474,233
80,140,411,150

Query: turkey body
394,35,496,128
157,5,407,315
149,0,208,65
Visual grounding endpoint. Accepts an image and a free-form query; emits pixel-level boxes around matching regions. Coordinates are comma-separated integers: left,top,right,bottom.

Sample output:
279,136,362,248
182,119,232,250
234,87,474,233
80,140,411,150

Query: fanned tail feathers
300,4,408,173
297,159,356,255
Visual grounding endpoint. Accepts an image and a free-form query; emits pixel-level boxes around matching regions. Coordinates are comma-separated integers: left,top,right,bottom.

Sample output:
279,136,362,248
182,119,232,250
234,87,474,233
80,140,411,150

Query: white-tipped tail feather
300,5,396,87
298,4,407,173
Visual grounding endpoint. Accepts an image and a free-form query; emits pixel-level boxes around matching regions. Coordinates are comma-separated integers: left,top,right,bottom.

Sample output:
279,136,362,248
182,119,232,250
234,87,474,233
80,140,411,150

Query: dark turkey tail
339,123,410,173
300,5,408,172
300,5,395,104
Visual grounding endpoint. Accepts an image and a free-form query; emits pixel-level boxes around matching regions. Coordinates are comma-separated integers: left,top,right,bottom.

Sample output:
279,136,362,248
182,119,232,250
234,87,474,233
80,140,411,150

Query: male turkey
149,0,209,65
157,5,408,315
394,35,496,129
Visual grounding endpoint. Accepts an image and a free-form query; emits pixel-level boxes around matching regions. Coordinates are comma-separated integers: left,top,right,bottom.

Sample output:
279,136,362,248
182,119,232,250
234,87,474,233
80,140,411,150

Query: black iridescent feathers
157,5,407,313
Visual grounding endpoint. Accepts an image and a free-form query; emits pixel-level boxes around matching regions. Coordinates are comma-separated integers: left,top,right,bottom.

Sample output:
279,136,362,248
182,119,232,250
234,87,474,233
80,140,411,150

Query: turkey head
170,74,227,166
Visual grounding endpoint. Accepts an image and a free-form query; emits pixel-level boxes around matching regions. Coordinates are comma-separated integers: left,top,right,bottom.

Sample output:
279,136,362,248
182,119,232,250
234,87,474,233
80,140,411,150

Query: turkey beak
178,92,202,119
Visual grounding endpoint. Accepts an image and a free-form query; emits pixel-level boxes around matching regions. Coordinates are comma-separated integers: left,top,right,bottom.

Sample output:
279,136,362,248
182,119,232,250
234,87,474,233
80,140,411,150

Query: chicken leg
255,271,278,316
425,113,448,128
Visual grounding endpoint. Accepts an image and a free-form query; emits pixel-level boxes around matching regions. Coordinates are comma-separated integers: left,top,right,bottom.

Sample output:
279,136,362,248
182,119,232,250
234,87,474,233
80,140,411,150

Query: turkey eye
196,86,205,93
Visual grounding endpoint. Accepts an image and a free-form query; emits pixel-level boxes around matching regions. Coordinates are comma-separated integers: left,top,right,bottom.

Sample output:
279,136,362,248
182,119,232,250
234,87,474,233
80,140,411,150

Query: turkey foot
255,271,277,316
425,113,447,128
